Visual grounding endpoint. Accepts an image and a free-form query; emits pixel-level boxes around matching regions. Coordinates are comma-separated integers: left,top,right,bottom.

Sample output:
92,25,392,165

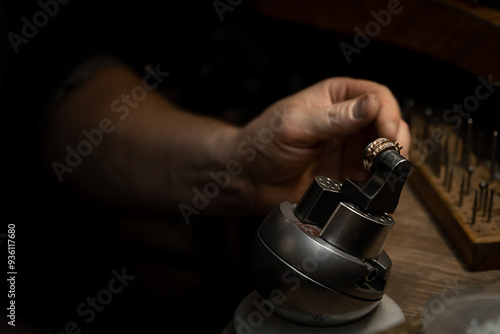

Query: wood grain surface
253,0,500,80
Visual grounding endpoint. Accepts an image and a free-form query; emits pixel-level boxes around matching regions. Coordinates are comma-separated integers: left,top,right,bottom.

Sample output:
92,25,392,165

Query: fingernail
353,96,370,119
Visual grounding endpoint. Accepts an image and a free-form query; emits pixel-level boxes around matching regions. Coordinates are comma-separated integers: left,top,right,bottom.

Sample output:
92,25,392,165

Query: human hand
234,77,410,213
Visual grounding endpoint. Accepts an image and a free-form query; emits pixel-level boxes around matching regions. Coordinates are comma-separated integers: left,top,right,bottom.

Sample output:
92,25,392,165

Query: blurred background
1,0,499,333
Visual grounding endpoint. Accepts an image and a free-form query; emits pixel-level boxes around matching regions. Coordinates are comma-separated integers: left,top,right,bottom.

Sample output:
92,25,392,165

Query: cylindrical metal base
252,201,391,326
253,232,380,326
233,291,405,334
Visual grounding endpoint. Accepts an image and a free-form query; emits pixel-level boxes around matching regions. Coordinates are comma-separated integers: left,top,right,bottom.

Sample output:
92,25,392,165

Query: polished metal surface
253,201,391,326
253,227,380,326
255,201,389,300
320,202,394,260
294,177,341,227
233,291,405,334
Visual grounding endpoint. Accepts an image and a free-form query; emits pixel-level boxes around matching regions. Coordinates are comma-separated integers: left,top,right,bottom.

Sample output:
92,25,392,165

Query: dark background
1,0,499,333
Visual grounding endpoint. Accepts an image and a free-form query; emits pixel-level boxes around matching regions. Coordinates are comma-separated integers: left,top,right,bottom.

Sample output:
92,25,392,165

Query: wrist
206,125,255,215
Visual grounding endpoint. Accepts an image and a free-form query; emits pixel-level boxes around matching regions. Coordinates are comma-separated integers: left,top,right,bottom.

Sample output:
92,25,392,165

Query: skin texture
236,77,410,212
43,65,410,218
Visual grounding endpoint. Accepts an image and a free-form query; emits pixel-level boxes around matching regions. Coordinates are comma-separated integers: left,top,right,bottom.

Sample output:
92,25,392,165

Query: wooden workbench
253,0,500,82
221,182,500,333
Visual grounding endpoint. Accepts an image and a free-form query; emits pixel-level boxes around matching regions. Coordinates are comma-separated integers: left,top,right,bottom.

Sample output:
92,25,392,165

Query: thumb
317,93,380,139
275,93,381,148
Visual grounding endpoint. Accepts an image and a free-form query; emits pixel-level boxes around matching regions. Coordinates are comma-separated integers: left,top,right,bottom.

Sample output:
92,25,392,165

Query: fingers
323,93,381,139
287,77,409,148
395,119,411,158
282,93,380,146
327,77,404,139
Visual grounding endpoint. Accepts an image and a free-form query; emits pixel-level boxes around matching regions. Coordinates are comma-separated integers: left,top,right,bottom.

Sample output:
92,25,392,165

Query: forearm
43,65,247,215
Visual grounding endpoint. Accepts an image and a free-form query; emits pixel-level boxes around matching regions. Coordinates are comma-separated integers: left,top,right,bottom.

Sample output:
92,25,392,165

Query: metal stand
233,291,405,334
